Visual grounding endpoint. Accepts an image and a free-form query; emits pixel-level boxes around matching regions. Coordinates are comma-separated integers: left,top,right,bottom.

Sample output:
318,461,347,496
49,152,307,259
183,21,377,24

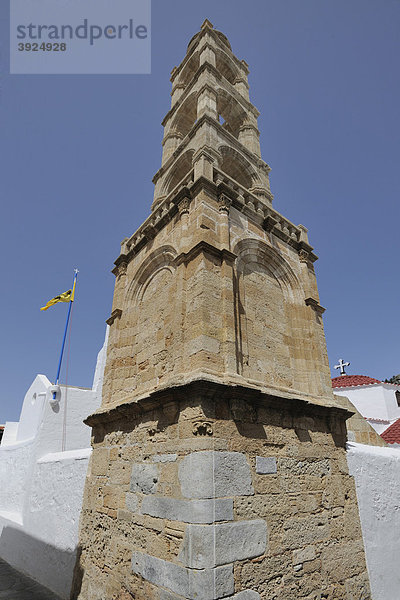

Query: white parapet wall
0,328,108,599
347,442,400,600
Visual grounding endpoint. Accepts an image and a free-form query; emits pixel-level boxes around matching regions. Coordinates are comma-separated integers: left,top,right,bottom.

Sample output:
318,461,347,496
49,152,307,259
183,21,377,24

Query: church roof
381,418,400,444
332,375,382,388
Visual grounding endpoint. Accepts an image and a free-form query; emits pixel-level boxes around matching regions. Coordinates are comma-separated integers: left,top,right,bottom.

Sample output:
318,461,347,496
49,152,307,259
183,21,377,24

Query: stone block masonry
178,451,254,498
255,457,277,474
178,520,267,568
73,381,371,600
131,552,234,599
140,496,234,523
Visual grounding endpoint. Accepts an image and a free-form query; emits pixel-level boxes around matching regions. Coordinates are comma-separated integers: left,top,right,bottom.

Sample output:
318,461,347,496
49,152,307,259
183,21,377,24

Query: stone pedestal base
72,381,372,600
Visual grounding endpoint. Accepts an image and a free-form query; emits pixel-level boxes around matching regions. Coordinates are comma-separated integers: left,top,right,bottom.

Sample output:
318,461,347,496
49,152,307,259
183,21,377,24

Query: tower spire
152,21,271,212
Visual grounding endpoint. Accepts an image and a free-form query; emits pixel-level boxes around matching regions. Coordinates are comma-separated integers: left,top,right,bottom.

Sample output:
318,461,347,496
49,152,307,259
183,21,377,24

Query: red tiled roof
381,418,400,444
332,375,381,388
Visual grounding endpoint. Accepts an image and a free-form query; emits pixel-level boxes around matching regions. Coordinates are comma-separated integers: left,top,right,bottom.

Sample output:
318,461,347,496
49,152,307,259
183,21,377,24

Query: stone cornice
189,174,219,198
214,176,303,248
84,378,354,428
154,113,269,186
114,185,193,270
162,130,184,146
113,176,317,273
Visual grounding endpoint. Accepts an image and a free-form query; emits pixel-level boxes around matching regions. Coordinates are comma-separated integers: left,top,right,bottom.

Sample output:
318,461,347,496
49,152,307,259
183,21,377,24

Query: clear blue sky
1,0,399,422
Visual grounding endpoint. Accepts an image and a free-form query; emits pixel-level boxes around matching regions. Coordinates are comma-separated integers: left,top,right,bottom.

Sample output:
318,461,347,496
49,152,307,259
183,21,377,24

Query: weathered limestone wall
73,383,371,600
104,186,332,413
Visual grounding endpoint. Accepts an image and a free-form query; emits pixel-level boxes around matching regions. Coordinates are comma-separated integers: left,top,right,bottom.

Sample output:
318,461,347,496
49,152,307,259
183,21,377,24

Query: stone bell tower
74,21,372,600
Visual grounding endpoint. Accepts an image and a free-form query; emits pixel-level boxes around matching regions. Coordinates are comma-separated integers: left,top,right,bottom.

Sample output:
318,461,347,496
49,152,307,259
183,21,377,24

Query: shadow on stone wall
88,381,349,451
0,525,79,600
69,544,83,600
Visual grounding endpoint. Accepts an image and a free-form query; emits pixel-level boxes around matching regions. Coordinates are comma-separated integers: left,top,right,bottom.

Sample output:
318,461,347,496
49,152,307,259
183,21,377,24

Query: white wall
1,422,18,445
366,421,390,435
347,442,400,600
334,384,400,432
16,375,49,443
0,328,108,599
0,439,34,520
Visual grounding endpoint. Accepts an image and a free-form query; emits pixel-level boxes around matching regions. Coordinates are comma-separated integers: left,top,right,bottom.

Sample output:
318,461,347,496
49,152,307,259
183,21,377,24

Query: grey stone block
179,520,267,568
132,551,188,598
190,564,234,599
141,496,233,523
158,588,260,600
126,492,139,512
130,463,159,494
179,451,254,499
153,453,178,463
132,551,233,599
158,590,186,600
255,456,277,475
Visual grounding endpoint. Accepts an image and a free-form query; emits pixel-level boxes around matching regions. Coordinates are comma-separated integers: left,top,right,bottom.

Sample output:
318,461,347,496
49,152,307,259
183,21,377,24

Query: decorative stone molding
106,308,122,326
192,145,221,166
299,249,310,263
115,260,127,278
192,420,213,436
142,223,156,240
298,240,318,263
175,240,237,268
218,193,232,214
178,197,190,216
305,297,326,315
262,215,278,232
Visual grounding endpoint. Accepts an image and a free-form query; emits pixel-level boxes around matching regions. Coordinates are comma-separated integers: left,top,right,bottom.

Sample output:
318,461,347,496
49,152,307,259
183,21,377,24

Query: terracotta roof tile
332,375,381,388
381,418,400,444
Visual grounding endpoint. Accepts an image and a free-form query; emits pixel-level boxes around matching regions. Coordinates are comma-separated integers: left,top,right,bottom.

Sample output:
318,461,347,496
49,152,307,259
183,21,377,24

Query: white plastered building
0,328,108,599
332,374,400,435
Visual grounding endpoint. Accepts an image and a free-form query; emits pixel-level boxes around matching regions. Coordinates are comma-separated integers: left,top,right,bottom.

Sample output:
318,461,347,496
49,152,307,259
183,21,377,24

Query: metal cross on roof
334,358,350,376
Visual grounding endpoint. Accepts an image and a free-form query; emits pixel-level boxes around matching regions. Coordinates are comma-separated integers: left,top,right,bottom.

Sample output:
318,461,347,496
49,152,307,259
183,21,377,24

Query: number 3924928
18,42,67,51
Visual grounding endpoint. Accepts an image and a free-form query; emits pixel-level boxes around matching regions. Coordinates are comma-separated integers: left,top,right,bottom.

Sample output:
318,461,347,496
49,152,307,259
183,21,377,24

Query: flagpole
53,269,78,399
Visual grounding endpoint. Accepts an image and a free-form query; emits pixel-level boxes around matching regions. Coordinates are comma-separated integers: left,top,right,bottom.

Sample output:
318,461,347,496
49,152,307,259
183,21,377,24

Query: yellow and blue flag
40,280,76,311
